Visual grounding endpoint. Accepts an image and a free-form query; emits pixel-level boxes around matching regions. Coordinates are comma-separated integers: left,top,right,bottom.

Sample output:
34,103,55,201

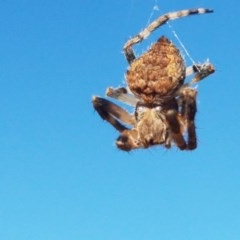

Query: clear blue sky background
0,0,239,239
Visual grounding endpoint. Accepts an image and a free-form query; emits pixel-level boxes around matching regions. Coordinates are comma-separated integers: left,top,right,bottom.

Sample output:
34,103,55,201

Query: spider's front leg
174,61,214,150
165,109,187,150
178,87,198,150
92,96,143,151
92,96,135,132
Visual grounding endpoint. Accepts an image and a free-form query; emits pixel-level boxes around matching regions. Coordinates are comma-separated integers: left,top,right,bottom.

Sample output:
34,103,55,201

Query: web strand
144,2,201,72
146,1,200,71
146,1,159,26
166,22,200,71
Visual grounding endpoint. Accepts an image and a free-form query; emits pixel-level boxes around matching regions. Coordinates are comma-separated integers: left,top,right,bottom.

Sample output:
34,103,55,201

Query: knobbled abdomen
126,36,186,103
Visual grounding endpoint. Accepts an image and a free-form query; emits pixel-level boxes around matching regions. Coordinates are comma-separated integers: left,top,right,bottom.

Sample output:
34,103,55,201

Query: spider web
166,22,201,72
146,2,199,70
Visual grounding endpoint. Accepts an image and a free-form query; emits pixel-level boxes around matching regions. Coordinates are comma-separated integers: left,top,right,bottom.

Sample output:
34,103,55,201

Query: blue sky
0,0,240,239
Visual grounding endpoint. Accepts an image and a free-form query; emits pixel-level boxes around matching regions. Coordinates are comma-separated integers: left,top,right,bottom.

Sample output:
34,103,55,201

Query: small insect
92,8,215,151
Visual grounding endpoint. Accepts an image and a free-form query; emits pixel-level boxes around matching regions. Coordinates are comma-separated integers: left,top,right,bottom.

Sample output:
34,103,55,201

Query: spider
92,8,215,151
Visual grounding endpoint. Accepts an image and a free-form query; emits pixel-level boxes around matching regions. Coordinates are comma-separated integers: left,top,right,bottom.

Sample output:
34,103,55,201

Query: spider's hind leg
124,48,136,65
123,8,213,64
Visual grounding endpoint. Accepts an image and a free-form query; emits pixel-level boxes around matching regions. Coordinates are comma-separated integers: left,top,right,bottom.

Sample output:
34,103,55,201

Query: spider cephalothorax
92,8,215,151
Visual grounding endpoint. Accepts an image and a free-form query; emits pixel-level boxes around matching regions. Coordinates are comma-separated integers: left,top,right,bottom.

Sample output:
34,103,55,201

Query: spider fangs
92,8,215,151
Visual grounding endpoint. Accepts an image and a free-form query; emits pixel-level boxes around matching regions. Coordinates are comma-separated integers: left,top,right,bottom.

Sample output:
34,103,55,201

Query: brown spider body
116,98,185,151
92,8,215,151
127,36,185,103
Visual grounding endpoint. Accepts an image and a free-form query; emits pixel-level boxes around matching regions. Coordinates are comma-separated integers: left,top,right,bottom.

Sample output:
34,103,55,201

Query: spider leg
166,109,187,150
106,87,139,106
123,8,213,62
92,96,135,132
116,128,143,151
175,61,214,148
178,87,198,150
185,60,215,85
125,48,136,65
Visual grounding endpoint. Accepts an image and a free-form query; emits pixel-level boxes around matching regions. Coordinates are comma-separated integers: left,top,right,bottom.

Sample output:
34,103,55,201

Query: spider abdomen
126,36,186,103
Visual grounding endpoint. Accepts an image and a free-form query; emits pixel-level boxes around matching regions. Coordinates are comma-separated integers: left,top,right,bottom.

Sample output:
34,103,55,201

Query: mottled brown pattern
92,8,215,151
126,37,185,103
